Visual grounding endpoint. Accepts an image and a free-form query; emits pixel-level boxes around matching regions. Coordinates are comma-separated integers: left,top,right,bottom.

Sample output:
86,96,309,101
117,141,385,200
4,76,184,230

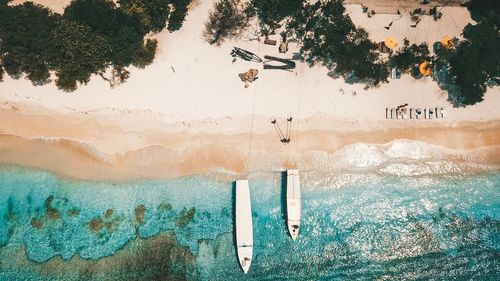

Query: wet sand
1,102,499,181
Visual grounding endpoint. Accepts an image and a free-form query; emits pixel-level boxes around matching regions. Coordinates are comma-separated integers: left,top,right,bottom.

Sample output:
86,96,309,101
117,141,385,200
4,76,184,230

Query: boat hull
286,170,301,240
235,180,253,273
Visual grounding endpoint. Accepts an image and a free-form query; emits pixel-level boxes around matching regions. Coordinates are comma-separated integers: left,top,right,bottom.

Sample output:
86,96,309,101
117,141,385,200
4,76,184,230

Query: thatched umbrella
419,61,432,76
384,36,398,49
441,36,454,48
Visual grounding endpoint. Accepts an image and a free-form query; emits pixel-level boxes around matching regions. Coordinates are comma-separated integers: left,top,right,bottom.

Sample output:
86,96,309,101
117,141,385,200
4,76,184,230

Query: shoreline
1,100,499,181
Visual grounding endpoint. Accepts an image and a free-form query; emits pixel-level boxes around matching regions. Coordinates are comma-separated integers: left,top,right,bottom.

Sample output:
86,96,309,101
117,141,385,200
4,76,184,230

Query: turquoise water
0,165,499,280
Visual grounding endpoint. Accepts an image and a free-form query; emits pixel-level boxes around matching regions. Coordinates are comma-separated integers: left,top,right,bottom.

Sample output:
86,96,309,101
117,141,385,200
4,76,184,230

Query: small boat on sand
286,169,301,240
235,180,253,273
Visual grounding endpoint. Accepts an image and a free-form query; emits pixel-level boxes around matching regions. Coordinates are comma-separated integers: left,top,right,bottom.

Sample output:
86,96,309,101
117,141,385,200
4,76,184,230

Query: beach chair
415,108,422,119
263,56,296,70
409,108,415,119
435,107,440,118
391,108,397,119
440,107,446,118
264,38,277,45
389,108,397,119
401,108,408,119
428,108,434,119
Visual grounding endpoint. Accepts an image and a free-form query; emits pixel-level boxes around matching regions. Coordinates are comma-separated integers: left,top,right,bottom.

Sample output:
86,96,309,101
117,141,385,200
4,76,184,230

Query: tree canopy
250,0,304,31
390,43,430,73
0,2,57,84
167,0,192,32
0,0,191,91
466,0,500,27
203,0,250,46
51,20,112,91
431,0,499,106
444,21,499,105
288,0,388,86
119,0,171,32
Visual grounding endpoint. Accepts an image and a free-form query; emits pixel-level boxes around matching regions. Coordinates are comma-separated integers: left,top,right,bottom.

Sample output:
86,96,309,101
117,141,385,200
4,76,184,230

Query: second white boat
286,169,301,240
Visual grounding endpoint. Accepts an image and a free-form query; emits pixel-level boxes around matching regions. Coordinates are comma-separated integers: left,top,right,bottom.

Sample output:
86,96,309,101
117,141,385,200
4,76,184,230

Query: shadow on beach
231,181,238,268
280,171,288,235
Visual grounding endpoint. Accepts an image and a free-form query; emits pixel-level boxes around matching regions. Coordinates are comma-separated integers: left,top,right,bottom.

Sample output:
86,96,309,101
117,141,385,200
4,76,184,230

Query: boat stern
288,222,300,240
237,246,253,273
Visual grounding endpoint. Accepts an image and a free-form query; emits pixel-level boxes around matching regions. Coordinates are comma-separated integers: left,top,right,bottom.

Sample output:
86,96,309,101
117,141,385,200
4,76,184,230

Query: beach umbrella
419,61,432,76
441,36,454,48
384,37,398,49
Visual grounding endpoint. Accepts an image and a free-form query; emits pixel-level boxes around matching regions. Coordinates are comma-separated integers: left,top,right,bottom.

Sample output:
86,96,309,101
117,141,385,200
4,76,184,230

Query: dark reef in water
88,217,104,232
1,167,499,280
44,196,61,220
135,205,146,224
0,233,198,281
176,207,197,228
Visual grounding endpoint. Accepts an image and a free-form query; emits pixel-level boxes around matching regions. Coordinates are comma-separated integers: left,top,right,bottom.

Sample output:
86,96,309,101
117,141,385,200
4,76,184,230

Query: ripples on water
0,160,499,280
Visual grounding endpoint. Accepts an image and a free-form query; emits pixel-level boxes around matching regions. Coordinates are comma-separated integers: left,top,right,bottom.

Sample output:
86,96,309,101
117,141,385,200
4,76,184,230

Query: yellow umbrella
419,61,432,76
441,36,454,48
384,37,398,49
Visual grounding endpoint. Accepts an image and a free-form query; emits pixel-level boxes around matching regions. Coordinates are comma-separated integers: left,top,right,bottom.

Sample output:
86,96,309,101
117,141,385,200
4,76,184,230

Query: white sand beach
1,0,499,180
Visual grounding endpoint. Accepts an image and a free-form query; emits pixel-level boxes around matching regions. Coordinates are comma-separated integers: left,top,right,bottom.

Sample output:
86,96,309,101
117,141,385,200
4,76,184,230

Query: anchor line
286,117,292,141
272,120,286,142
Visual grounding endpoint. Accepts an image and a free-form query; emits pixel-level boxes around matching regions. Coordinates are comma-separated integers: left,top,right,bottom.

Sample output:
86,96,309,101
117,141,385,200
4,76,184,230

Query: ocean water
0,149,499,280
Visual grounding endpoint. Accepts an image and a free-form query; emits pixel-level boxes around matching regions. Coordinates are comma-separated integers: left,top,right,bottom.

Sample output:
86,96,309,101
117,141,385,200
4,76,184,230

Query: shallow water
0,163,499,280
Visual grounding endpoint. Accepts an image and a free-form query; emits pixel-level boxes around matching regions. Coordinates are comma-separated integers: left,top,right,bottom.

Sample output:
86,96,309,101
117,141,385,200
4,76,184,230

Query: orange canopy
384,37,398,49
419,61,432,76
441,36,454,48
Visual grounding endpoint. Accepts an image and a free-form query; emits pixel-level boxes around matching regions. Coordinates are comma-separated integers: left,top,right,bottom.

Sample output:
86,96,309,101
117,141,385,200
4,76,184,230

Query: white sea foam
288,140,499,191
11,135,498,183
299,139,498,173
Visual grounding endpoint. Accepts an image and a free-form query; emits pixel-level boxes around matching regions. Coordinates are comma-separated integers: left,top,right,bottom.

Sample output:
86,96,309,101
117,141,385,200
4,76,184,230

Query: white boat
286,169,301,240
235,180,253,273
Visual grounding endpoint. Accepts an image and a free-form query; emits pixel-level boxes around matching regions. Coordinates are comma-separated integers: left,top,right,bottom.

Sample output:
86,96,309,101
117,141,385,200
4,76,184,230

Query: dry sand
10,0,70,13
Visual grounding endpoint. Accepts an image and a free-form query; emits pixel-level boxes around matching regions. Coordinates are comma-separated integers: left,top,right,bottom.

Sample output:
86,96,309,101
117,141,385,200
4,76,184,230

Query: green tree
119,0,171,32
446,21,499,105
203,0,250,46
63,0,161,73
0,0,188,91
390,43,430,73
132,39,158,68
0,2,57,84
1,52,23,79
168,0,192,32
467,0,500,27
250,0,303,31
63,0,119,36
64,0,145,66
288,0,388,86
51,20,112,91
143,0,171,32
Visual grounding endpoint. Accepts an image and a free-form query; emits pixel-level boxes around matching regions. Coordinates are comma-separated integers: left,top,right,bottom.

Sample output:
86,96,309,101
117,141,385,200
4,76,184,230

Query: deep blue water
0,166,499,280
